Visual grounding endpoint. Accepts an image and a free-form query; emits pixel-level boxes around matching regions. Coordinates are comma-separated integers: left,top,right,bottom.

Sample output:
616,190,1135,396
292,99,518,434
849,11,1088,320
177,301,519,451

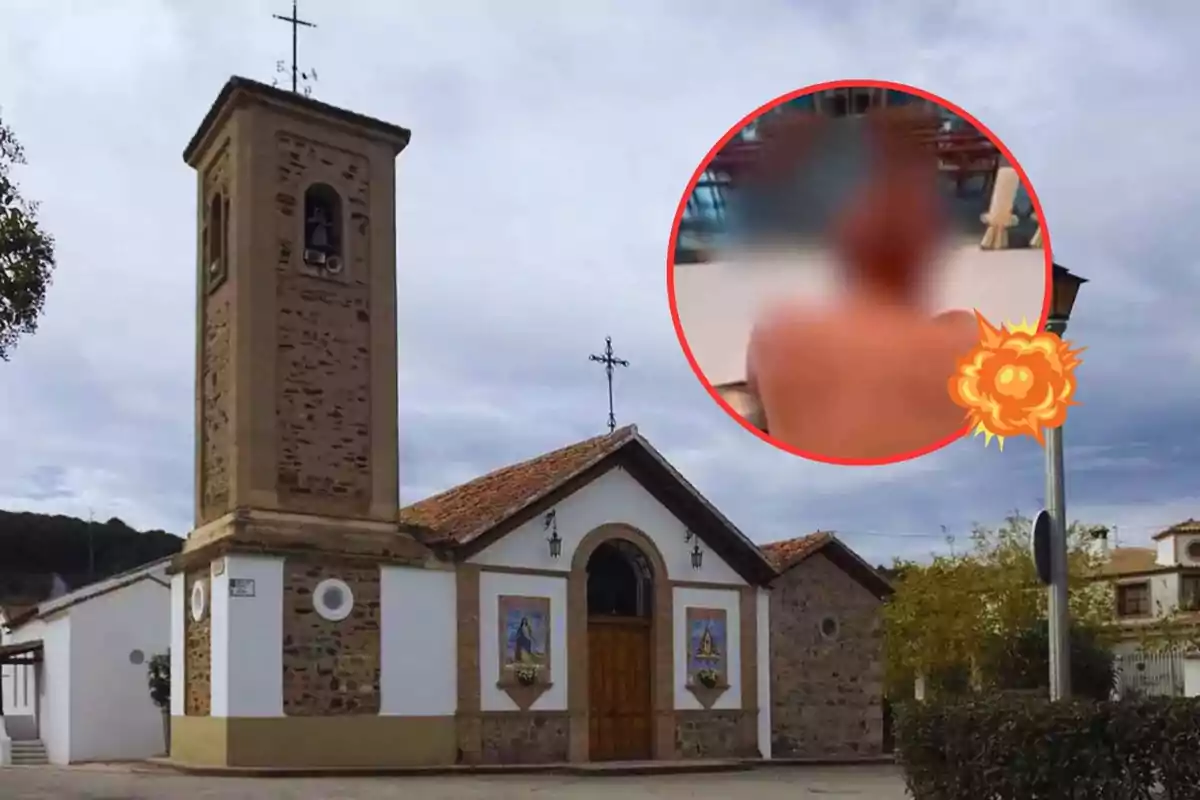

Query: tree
147,652,171,755
882,512,1116,698
147,652,170,711
0,113,56,360
0,510,182,606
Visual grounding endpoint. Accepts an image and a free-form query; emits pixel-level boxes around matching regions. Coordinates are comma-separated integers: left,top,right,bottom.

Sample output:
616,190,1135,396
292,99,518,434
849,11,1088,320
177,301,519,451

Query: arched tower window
222,196,230,268
303,183,343,266
205,192,225,281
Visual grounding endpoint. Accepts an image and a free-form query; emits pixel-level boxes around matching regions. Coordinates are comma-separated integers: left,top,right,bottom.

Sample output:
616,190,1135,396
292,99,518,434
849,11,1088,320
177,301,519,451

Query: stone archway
567,524,674,762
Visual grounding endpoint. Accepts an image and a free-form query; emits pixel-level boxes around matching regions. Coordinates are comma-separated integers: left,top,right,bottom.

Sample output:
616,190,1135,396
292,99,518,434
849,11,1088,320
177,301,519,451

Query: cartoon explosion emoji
947,312,1084,449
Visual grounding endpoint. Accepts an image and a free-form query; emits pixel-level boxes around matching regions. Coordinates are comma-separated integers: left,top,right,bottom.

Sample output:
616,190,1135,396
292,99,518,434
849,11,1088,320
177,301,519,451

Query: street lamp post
1046,263,1087,702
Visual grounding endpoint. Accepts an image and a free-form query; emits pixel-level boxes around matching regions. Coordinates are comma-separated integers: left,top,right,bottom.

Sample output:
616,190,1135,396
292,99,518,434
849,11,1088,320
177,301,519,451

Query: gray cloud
1,0,1197,568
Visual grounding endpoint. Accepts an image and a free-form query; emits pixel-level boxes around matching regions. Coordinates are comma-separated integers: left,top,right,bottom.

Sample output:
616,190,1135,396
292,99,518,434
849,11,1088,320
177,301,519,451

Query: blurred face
829,131,947,303
744,107,949,304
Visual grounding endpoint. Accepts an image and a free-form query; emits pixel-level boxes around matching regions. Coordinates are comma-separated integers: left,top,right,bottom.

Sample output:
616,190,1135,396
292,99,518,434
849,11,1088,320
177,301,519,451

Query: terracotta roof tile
399,425,637,546
1099,546,1157,577
1152,518,1200,540
759,531,834,571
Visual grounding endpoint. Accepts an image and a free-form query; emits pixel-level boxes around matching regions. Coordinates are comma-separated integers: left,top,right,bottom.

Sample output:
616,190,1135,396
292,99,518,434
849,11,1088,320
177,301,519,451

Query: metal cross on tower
273,0,317,94
589,336,629,434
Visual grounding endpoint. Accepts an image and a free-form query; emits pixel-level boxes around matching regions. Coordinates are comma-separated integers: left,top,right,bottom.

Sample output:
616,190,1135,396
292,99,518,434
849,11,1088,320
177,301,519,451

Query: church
166,75,890,769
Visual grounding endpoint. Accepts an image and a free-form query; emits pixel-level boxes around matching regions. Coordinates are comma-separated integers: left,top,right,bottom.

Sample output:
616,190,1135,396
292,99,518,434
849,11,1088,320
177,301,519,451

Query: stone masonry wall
675,710,749,759
199,286,232,522
198,145,231,524
479,713,569,765
273,132,374,517
183,572,211,716
282,560,380,716
769,552,885,758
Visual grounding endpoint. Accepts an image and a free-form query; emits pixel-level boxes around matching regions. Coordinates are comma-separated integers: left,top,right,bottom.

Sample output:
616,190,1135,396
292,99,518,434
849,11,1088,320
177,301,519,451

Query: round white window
313,578,354,622
190,581,207,622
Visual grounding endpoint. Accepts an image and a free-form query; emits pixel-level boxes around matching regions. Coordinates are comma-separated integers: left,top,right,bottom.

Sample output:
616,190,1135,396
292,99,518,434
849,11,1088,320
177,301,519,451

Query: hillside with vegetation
0,510,182,606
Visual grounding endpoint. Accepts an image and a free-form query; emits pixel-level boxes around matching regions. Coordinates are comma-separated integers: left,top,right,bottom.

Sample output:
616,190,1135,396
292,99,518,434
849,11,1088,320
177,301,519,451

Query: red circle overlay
666,79,1053,466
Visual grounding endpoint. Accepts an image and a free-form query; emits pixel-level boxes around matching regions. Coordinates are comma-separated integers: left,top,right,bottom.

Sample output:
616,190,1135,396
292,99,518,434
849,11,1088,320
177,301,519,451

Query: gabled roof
761,531,893,598
0,604,35,624
1098,546,1157,577
399,425,777,586
3,557,172,631
1152,519,1200,541
761,531,836,570
401,426,634,546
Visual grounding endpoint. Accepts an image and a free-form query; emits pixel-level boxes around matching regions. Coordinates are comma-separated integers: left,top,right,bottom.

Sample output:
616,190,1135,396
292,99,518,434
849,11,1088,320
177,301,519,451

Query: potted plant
695,668,720,689
147,652,171,755
514,663,539,687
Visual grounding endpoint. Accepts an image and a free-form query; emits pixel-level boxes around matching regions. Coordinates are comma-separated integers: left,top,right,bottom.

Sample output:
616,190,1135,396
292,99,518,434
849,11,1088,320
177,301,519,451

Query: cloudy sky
1,0,1197,565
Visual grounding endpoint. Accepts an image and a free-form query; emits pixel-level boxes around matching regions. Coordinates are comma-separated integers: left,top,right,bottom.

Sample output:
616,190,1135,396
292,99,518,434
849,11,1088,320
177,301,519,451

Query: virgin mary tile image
498,595,551,684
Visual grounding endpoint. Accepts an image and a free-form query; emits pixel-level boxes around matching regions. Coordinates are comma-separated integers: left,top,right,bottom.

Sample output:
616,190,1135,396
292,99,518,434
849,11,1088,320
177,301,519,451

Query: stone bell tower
184,76,409,527
168,77,429,768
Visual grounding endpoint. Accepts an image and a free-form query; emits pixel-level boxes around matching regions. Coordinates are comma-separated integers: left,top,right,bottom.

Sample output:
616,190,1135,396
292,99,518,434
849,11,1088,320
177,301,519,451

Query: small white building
1,558,172,765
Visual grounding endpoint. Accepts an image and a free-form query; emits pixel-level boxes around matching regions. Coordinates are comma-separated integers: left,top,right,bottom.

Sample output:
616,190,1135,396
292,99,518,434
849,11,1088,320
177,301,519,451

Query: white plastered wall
478,571,568,712
380,565,458,716
209,555,284,718
673,585,742,711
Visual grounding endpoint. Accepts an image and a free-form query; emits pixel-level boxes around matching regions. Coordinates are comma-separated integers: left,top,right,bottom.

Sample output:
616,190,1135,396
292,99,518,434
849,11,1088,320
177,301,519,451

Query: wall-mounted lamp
690,542,704,570
544,510,562,559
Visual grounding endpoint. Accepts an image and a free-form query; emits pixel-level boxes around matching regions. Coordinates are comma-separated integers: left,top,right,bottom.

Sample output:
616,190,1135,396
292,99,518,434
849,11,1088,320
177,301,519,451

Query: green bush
980,622,1117,702
895,694,1200,799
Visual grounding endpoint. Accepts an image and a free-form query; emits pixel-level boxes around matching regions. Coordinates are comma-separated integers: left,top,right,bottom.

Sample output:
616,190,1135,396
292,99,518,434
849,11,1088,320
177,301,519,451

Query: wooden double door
587,615,653,761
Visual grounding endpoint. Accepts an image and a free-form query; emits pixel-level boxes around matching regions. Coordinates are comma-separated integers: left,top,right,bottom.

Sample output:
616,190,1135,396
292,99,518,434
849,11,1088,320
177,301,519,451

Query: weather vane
273,0,319,96
589,336,629,434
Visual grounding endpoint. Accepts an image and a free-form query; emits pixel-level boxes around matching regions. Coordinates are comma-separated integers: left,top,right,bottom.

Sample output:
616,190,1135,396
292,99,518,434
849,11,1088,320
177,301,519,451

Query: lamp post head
1049,263,1087,332
544,510,561,558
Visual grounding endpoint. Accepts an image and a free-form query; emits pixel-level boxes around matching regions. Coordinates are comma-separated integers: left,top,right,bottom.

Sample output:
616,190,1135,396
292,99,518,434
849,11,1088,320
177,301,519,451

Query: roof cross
588,336,630,434
273,0,318,95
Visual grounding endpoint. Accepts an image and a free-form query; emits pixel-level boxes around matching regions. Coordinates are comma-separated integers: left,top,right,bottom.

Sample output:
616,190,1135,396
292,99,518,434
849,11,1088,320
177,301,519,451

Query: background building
0,559,170,765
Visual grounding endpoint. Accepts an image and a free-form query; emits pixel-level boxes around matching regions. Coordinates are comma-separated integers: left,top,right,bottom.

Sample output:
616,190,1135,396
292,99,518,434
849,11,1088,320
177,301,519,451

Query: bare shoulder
746,303,837,393
933,309,980,354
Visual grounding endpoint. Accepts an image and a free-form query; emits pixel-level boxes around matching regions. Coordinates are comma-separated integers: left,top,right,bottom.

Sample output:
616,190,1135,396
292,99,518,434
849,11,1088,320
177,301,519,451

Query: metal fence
1114,649,1186,698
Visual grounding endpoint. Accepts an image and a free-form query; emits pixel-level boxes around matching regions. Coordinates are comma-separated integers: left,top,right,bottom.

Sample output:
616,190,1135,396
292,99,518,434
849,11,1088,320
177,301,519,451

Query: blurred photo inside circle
670,84,1050,463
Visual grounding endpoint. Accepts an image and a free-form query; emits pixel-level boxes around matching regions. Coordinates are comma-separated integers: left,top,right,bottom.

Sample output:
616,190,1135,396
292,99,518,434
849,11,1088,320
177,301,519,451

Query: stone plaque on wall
685,606,729,709
497,595,552,710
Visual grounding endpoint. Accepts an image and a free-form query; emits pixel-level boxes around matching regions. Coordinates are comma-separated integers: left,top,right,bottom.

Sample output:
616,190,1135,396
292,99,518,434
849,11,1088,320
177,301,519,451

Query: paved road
1,764,908,799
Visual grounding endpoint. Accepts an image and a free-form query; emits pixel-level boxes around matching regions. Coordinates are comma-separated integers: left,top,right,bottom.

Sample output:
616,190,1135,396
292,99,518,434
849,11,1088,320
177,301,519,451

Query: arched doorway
585,539,654,761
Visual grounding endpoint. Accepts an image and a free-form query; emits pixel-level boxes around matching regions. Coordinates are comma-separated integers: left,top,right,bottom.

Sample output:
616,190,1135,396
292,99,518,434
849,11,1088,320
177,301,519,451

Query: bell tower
167,78,429,768
183,77,410,530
